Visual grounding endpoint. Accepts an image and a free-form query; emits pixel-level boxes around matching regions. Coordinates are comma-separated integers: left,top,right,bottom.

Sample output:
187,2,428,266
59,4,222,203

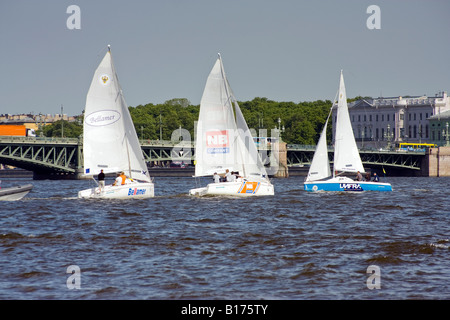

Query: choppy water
0,176,448,300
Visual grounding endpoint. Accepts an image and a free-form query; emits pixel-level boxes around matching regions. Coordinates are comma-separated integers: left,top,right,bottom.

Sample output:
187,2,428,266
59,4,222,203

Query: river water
0,175,448,301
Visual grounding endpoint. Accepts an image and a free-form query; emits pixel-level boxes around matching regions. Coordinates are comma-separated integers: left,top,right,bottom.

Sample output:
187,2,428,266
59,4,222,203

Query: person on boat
365,172,371,181
224,169,232,182
97,169,105,190
125,177,134,184
355,171,363,181
113,171,127,186
372,172,379,182
213,172,220,183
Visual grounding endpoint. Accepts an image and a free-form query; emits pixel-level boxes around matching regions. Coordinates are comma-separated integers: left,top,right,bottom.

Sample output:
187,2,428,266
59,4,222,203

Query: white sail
333,71,365,174
306,116,331,182
234,99,268,179
194,54,267,179
83,47,151,182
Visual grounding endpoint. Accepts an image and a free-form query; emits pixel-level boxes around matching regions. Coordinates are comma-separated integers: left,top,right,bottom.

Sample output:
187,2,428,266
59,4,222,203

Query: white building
332,92,450,149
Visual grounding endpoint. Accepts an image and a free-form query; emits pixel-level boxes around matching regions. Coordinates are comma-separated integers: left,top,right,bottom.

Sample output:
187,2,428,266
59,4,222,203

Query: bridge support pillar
273,142,289,178
426,146,450,177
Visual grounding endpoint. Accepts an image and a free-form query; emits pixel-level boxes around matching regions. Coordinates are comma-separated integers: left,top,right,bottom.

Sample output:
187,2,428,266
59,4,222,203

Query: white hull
189,180,274,197
0,184,33,201
78,182,154,199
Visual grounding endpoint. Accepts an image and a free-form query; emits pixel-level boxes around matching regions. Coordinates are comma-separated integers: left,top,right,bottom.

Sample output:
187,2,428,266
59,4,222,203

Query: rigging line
331,88,340,178
89,45,109,72
125,134,132,179
219,55,244,176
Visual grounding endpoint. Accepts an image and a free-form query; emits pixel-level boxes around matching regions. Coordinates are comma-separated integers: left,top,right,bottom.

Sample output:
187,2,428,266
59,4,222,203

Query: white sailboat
78,46,154,199
304,71,392,192
189,54,274,197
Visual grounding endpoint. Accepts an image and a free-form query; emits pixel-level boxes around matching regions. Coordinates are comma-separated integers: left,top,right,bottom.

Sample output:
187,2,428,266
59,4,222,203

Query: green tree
57,96,367,145
40,119,83,138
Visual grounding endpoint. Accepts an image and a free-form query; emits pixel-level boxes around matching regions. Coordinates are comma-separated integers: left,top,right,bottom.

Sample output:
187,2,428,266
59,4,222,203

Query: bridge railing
0,136,80,144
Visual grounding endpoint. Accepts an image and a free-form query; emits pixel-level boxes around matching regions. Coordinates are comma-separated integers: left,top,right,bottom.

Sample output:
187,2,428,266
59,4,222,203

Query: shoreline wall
425,146,450,177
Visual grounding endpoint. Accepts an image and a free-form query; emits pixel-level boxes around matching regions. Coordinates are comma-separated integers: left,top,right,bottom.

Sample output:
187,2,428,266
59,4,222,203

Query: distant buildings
0,113,78,133
332,91,450,148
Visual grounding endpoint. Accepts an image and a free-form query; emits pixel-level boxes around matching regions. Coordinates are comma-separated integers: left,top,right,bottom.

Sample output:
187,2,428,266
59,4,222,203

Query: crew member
97,169,105,190
213,172,220,183
113,171,127,186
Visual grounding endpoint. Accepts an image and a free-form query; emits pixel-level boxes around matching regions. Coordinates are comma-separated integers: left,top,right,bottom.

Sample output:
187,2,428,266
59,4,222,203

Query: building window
426,125,429,138
420,113,423,121
376,128,379,139
387,114,390,121
358,115,361,122
409,113,411,121
376,114,379,122
382,114,384,121
414,113,416,121
400,113,404,120
369,115,372,122
364,115,366,122
413,125,417,138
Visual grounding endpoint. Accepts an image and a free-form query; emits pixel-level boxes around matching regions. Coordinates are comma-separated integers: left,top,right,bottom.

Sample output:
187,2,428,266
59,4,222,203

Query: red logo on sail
206,130,229,154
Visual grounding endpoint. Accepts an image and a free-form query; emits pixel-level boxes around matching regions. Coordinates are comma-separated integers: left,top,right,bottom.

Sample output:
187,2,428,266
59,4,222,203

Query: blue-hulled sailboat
303,71,393,192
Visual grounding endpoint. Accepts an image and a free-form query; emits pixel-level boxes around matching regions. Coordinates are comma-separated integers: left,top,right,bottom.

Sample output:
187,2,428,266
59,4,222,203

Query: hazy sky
1,0,449,116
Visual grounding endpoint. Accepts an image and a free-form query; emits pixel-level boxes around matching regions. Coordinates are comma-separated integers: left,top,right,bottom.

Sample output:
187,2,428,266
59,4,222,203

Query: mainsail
83,47,151,182
333,71,365,174
194,54,268,179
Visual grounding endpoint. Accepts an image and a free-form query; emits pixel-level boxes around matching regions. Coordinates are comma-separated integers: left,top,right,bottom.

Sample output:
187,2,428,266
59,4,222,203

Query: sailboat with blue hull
303,71,392,192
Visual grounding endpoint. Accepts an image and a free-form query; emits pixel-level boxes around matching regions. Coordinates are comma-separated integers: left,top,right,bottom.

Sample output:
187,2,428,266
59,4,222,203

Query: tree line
38,97,367,145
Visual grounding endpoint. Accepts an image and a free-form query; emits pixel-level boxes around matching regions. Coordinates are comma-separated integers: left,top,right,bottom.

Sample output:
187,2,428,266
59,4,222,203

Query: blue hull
304,181,393,192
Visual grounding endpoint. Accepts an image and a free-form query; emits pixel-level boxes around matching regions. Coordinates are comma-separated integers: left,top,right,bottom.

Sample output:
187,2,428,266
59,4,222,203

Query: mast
218,54,245,176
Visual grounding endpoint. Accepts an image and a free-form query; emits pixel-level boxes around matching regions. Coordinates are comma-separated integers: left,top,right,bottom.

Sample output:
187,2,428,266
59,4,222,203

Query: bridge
286,144,426,175
0,136,428,179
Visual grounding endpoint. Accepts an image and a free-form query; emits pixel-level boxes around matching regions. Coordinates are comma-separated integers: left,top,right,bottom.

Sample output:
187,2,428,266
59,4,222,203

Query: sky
1,0,449,116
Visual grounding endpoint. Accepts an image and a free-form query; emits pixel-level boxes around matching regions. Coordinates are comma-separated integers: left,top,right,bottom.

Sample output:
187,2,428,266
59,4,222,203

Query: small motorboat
0,184,33,201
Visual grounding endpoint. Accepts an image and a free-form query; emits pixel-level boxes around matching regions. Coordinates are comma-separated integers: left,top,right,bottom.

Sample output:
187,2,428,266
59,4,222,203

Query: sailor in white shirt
225,169,232,182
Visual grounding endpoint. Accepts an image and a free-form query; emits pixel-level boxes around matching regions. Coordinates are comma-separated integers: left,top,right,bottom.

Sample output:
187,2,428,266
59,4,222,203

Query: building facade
332,92,450,149
428,109,450,146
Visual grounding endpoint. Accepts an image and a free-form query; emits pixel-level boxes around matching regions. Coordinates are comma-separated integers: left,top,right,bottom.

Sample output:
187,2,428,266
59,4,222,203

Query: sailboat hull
304,177,392,192
78,182,155,199
189,180,274,197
